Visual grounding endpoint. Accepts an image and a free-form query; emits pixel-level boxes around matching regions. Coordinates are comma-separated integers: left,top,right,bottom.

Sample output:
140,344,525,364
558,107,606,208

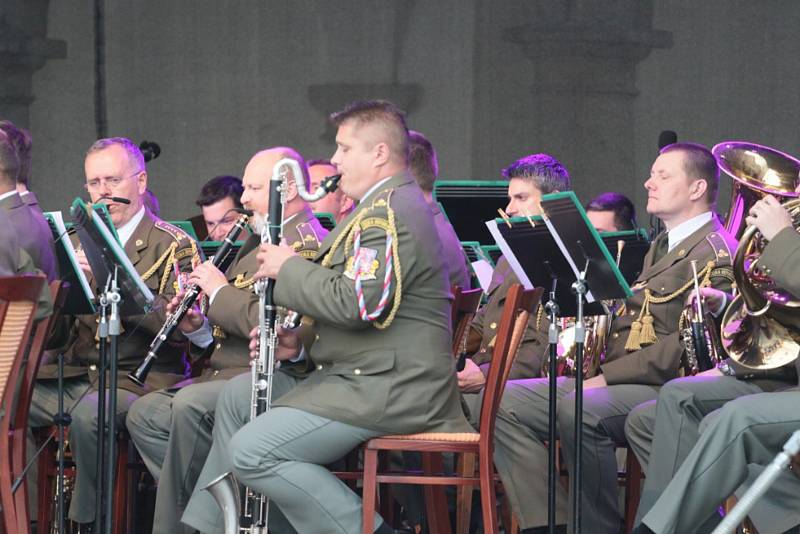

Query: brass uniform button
136,239,144,247
89,364,97,371
316,364,323,371
678,249,686,257
612,332,619,339
216,343,222,350
354,369,362,375
315,334,320,340
212,370,220,376
489,322,497,330
629,310,636,316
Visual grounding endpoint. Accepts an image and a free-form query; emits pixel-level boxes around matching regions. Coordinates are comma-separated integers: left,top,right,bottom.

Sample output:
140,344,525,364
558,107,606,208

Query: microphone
139,140,161,163
96,196,131,205
658,130,678,150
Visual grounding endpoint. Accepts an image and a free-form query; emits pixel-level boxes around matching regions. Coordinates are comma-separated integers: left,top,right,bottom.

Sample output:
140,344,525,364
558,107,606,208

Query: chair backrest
0,276,47,404
478,284,543,449
450,286,483,357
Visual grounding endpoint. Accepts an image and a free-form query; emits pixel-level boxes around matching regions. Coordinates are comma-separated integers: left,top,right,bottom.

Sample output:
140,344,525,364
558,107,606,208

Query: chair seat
381,432,480,443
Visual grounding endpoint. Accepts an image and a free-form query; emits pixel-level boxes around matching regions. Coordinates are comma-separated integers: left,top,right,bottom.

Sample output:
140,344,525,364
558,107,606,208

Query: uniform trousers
181,372,302,533
29,376,139,523
126,379,228,534
635,389,800,534
624,375,777,525
492,376,659,533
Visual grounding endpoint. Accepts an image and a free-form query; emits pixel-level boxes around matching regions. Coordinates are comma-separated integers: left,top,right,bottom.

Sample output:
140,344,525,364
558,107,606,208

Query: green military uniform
29,209,198,524
126,208,326,534
183,172,472,534
0,207,51,317
0,191,58,281
492,216,737,533
635,225,800,534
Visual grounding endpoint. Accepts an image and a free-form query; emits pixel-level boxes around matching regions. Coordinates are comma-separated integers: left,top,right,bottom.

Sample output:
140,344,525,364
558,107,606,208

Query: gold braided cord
140,242,175,283
234,275,255,290
321,196,403,330
158,246,178,295
625,260,715,351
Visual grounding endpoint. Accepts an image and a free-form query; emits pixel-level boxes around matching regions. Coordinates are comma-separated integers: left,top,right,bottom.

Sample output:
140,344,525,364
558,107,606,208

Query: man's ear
285,178,299,203
137,171,148,195
373,142,391,167
690,179,707,201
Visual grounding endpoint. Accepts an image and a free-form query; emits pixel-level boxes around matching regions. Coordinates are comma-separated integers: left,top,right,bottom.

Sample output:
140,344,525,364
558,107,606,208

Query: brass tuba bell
717,145,800,369
713,141,800,240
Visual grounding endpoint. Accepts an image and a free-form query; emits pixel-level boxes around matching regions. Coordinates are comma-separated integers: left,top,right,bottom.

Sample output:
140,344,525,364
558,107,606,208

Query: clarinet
128,212,251,387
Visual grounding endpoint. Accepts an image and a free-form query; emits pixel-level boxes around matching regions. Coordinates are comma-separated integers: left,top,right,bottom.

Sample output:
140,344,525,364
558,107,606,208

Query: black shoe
374,523,414,534
632,524,656,534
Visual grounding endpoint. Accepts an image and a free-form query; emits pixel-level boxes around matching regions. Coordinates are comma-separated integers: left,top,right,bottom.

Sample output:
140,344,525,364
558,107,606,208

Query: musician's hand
247,325,302,362
457,359,486,393
254,243,297,281
168,291,205,333
75,249,92,277
583,374,607,390
685,288,729,316
746,195,793,240
188,261,228,296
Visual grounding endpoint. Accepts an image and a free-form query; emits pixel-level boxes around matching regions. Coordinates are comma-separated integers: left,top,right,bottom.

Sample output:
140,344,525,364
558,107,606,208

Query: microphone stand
545,275,560,534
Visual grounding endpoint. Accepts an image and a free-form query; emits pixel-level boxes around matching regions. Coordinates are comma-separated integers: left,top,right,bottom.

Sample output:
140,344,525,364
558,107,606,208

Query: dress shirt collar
0,190,19,202
116,206,146,247
667,211,713,252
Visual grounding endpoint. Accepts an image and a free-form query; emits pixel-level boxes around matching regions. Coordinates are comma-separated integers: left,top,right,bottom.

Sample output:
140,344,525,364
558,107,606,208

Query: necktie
651,233,669,263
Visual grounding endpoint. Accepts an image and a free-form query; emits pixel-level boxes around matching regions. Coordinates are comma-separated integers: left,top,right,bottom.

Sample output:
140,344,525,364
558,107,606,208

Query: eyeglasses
84,172,140,191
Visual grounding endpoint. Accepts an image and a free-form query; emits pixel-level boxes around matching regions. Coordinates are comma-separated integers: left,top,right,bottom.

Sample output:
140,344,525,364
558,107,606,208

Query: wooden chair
620,445,644,534
361,284,543,534
0,275,47,534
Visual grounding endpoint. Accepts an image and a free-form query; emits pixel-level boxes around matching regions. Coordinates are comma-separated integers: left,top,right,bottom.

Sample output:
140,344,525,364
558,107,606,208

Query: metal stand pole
545,277,560,534
55,350,70,534
571,267,588,534
94,276,110,533
103,269,121,534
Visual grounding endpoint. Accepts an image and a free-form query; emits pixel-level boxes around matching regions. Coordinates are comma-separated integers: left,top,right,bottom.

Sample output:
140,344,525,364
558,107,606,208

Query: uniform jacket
39,210,199,395
273,172,473,435
0,208,52,317
198,208,327,382
467,256,548,380
0,191,58,282
600,217,738,385
431,203,471,290
21,190,44,215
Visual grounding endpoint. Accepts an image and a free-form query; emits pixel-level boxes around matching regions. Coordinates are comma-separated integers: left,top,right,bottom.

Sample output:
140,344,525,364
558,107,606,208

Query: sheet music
470,259,494,292
542,215,598,303
45,211,95,307
485,219,534,290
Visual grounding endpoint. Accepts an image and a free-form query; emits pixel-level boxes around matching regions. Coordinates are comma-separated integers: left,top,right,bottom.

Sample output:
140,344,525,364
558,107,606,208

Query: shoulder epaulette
154,219,193,243
704,231,733,265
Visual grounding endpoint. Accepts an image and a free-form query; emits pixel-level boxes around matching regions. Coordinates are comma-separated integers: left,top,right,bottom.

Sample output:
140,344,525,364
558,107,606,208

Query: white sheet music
45,211,95,307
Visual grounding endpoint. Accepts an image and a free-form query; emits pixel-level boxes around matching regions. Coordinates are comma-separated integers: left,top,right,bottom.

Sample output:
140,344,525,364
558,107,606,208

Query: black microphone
139,140,161,163
95,196,131,205
658,130,678,150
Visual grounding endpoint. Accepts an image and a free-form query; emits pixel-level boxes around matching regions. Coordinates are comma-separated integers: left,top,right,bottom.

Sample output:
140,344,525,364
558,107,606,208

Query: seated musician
630,188,800,534
585,191,637,233
125,147,326,534
458,154,571,421
492,142,738,534
195,175,245,241
407,130,471,289
182,99,472,534
31,137,200,527
307,158,354,224
0,127,57,281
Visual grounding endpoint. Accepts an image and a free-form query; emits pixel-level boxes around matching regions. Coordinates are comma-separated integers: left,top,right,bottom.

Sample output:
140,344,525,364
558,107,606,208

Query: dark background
3,0,799,224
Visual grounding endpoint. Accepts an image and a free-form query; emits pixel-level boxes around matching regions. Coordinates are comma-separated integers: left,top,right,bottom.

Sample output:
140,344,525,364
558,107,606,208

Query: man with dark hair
31,137,200,526
458,153,569,417
0,120,37,209
493,142,738,533
307,159,353,223
407,130,470,289
128,148,326,534
195,175,244,241
0,129,57,281
585,192,636,232
182,100,471,534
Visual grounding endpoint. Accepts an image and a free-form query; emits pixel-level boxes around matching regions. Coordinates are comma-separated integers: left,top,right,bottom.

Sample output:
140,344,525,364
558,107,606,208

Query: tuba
713,141,800,369
203,159,341,534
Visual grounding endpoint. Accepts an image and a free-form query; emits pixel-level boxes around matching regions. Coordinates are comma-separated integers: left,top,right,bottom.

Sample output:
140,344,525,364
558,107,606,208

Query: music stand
488,213,607,533
598,229,650,286
434,180,509,245
541,191,632,534
71,198,154,534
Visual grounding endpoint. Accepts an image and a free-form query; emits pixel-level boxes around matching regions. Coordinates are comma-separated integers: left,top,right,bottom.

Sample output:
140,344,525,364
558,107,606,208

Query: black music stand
488,213,606,534
433,180,509,244
541,191,632,534
598,228,651,286
71,198,154,534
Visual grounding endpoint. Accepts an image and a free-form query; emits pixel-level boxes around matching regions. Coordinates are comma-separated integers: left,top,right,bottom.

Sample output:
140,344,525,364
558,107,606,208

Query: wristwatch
717,359,737,377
